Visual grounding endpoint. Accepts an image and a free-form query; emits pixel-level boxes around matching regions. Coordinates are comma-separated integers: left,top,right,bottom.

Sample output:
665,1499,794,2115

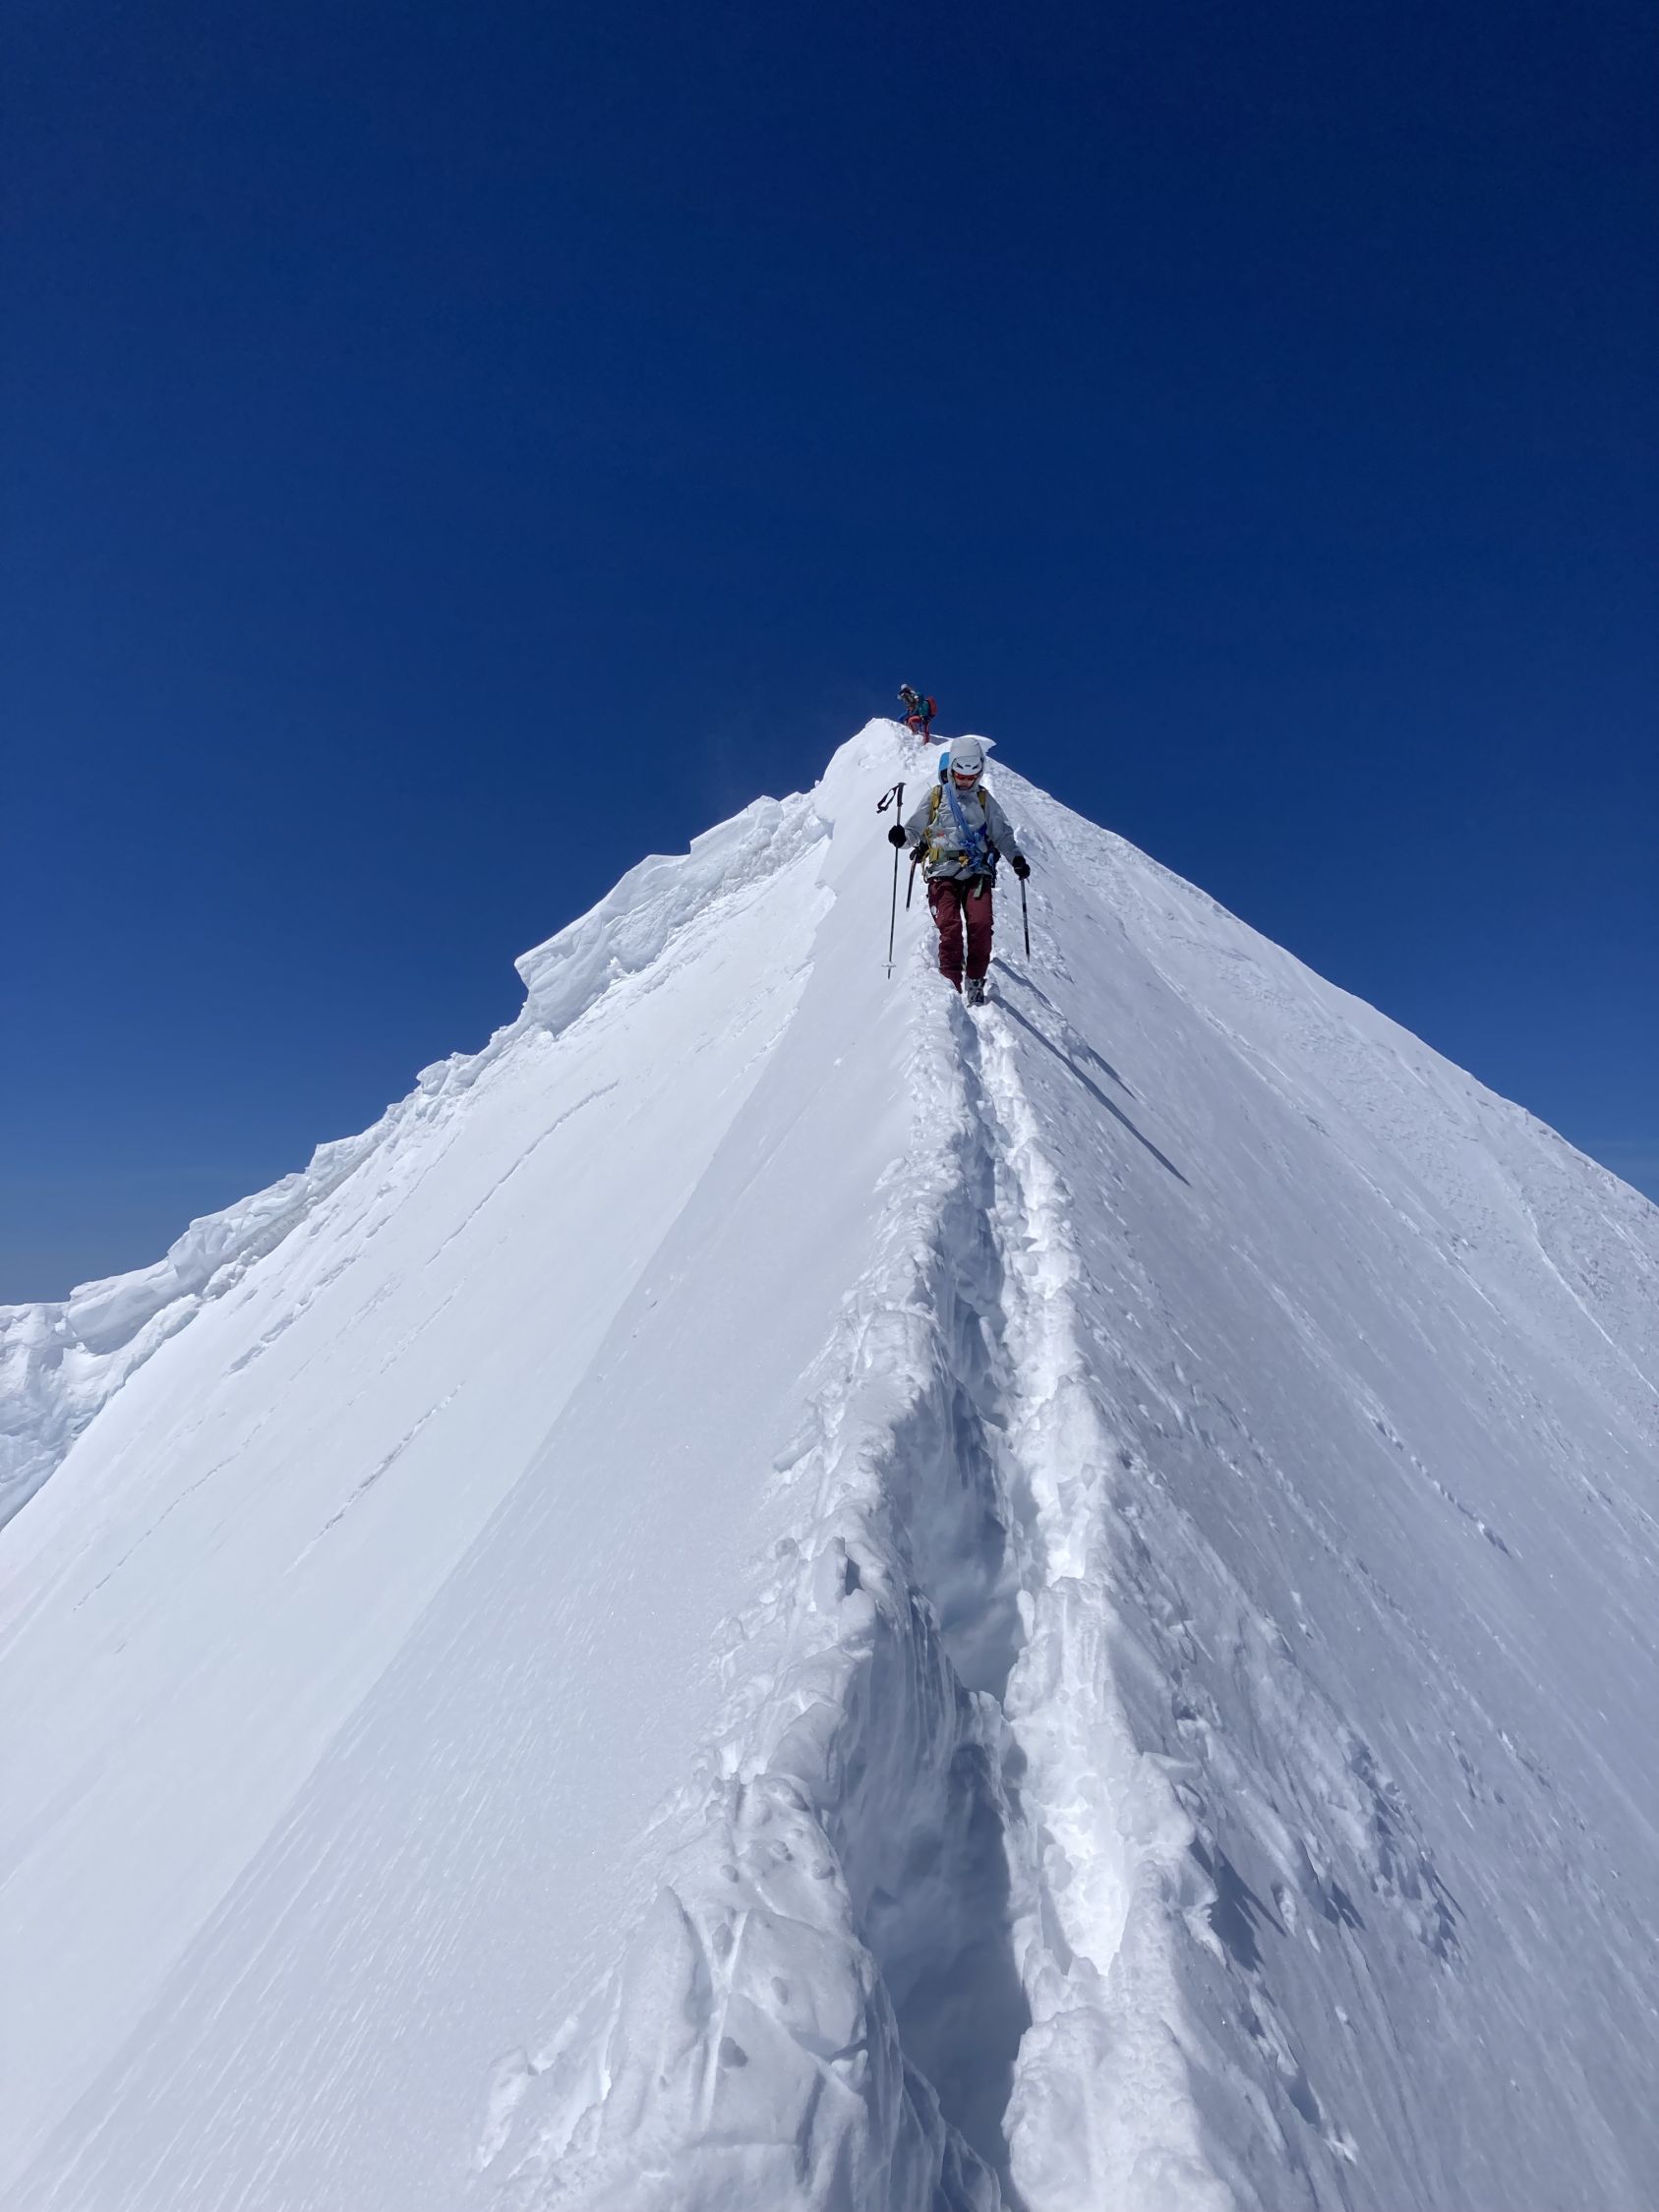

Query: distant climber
886,736,1030,1004
897,685,937,739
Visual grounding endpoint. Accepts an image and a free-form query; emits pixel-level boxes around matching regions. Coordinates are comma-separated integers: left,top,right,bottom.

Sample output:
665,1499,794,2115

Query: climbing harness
927,780,996,880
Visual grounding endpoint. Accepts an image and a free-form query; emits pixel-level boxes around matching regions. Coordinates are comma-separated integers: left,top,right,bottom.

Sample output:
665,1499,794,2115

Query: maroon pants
927,876,994,987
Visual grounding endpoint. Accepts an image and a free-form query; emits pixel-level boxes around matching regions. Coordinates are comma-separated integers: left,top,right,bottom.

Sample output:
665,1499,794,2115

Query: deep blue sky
5,0,1655,1298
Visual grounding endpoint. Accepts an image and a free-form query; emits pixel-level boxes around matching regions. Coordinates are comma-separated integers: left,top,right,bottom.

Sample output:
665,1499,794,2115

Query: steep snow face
0,793,824,1530
4,722,1658,2212
966,779,1659,2211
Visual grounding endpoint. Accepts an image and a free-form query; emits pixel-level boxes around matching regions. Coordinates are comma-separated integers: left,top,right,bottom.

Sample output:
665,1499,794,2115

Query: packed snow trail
5,723,1659,2210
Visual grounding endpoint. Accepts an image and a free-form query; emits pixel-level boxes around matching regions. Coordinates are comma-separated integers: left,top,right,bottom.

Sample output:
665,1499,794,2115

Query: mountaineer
887,736,1029,1003
897,685,937,739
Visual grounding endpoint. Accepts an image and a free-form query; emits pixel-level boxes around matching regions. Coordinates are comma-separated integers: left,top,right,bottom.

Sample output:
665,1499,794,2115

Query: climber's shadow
995,965,1134,1098
993,988,1190,1189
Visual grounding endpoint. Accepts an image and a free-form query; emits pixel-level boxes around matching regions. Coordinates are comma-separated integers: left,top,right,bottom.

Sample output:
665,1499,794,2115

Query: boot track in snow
469,962,1222,2209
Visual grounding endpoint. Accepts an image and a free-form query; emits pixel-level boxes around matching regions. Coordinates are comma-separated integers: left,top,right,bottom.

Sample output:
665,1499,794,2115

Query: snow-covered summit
4,721,1657,2211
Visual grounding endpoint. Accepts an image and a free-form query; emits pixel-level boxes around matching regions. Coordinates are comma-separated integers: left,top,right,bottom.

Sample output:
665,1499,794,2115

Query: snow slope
4,722,1657,2210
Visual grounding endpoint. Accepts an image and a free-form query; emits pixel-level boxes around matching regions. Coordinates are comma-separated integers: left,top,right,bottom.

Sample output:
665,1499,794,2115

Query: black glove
1010,853,1031,880
887,824,907,847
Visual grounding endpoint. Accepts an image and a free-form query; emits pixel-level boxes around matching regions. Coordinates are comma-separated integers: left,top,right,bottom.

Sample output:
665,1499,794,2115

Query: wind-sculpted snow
0,790,826,1529
514,792,827,1036
0,1120,393,1524
6,722,1659,2212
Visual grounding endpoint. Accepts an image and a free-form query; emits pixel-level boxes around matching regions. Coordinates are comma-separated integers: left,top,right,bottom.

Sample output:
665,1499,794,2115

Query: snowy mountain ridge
4,722,1658,2211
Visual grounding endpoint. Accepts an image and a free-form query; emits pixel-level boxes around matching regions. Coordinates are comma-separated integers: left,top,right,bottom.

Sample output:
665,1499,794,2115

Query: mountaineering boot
964,975,987,1008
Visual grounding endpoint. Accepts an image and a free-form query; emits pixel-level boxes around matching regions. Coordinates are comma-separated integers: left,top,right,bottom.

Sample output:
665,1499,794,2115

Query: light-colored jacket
903,780,1025,882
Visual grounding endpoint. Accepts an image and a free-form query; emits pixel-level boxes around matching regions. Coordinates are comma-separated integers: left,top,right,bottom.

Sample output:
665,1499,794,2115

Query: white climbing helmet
949,735,986,782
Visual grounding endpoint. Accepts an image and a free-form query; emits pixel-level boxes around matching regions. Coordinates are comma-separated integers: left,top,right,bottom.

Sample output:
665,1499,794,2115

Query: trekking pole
877,780,906,977
1021,874,1031,959
886,836,902,977
906,857,918,910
